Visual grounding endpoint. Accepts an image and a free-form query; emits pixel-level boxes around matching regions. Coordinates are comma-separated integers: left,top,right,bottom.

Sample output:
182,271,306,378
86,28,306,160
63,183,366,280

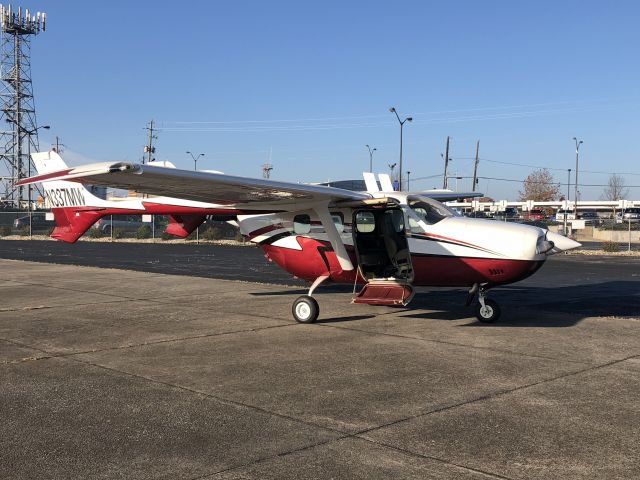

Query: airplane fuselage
239,193,565,289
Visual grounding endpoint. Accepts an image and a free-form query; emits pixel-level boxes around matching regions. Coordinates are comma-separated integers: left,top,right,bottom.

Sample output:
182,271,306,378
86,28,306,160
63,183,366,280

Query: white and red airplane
20,150,580,324
29,151,246,242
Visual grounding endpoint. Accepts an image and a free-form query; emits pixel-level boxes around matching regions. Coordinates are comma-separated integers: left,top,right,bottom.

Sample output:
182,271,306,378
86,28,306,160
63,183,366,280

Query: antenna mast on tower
0,4,46,208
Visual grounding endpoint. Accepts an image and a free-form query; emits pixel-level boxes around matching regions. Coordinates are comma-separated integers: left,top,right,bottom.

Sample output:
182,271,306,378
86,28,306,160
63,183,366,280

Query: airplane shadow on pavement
250,281,640,328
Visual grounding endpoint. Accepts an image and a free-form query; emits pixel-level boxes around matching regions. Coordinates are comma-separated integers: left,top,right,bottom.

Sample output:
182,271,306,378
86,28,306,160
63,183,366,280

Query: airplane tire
292,296,319,323
475,299,501,323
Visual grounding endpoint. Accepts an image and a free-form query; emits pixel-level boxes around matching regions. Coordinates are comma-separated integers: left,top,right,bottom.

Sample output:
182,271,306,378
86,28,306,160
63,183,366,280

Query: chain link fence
0,211,242,242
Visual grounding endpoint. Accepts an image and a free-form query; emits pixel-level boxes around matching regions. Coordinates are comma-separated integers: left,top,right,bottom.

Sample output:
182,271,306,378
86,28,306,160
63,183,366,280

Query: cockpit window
407,196,455,230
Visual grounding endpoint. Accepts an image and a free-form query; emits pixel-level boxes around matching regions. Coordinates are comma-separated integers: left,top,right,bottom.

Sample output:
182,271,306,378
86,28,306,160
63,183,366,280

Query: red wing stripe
16,168,74,186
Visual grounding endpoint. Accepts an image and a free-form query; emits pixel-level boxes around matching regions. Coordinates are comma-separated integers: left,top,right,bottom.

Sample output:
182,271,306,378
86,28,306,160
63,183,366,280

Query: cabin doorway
352,207,414,282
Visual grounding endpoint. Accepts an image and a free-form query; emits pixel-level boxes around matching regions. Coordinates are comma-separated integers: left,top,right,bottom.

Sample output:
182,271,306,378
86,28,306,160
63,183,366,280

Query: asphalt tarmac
1,240,640,479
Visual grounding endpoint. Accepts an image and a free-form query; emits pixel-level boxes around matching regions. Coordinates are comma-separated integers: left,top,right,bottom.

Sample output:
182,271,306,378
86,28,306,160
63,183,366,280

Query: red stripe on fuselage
411,232,503,257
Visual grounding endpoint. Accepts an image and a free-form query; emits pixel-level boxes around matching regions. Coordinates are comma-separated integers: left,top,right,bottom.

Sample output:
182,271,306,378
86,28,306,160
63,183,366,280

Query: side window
331,212,344,233
387,209,404,233
355,211,375,233
293,214,311,234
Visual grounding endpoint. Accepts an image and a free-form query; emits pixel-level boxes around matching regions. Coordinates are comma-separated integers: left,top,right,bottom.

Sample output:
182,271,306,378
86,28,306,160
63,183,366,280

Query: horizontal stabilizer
165,214,206,238
49,208,106,243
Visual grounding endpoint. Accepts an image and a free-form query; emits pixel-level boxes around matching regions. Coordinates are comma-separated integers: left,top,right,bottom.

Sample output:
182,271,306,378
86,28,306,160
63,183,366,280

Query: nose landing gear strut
468,283,501,323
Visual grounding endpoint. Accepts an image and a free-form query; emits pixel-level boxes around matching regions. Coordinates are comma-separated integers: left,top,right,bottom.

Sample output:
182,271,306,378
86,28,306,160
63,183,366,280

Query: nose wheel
475,288,501,323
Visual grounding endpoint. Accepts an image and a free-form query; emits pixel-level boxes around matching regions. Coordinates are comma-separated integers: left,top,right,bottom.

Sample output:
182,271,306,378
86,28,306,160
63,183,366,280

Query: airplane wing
421,191,483,202
18,161,371,210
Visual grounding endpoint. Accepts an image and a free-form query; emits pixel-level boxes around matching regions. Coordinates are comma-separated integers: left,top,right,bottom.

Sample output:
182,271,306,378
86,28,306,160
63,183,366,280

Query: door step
352,280,414,306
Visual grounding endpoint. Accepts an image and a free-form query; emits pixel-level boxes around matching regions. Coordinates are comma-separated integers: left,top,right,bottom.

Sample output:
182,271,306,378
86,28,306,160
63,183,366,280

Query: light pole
407,171,411,191
186,151,204,244
365,144,377,173
186,151,204,171
389,107,412,191
565,168,571,236
572,137,582,207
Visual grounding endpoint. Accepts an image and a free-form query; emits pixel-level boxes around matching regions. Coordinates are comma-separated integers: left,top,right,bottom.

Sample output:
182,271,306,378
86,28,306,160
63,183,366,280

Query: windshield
406,195,455,231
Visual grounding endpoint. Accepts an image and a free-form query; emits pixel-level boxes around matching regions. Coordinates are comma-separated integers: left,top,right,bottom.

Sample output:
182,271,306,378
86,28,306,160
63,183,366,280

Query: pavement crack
65,354,349,437
352,352,640,440
54,323,295,357
317,322,591,366
364,439,515,479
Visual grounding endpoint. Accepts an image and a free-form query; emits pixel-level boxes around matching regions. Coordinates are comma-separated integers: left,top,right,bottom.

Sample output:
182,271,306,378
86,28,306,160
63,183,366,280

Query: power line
477,175,640,188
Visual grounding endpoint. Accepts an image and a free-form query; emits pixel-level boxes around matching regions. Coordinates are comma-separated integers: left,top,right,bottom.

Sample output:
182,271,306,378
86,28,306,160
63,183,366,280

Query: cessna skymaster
20,150,580,324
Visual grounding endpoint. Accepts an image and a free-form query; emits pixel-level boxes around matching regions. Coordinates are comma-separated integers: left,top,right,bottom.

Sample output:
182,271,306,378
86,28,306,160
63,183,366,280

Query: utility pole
144,120,157,164
52,136,65,153
442,136,450,189
472,140,480,192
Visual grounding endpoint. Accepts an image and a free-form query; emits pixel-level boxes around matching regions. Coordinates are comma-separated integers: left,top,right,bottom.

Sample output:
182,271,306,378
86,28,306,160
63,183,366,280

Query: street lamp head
186,150,191,154
406,117,413,122
389,107,396,113
373,147,377,152
365,144,369,148
42,125,50,130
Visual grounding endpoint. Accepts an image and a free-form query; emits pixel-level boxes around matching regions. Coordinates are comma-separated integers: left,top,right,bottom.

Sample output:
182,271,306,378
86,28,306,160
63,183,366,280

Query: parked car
523,208,546,221
616,207,640,223
466,211,491,219
13,215,54,231
578,211,600,226
555,209,576,221
495,207,519,221
91,217,147,235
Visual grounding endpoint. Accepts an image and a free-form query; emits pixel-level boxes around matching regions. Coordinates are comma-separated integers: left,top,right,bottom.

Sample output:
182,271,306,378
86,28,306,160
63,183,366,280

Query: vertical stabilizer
31,151,110,208
363,172,380,193
31,151,130,242
378,174,394,192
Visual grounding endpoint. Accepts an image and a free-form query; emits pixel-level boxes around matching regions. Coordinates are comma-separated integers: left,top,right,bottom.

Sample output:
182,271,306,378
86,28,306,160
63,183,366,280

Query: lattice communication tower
0,4,46,208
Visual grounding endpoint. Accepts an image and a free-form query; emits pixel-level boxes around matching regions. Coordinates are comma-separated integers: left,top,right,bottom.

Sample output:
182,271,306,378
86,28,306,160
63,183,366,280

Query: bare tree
602,174,629,200
518,168,561,201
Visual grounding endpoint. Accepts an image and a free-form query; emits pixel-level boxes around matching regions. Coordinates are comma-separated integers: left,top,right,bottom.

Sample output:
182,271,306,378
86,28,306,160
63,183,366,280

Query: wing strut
313,205,354,271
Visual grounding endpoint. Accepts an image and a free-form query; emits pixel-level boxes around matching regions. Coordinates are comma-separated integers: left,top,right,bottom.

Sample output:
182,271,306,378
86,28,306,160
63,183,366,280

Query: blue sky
25,0,640,199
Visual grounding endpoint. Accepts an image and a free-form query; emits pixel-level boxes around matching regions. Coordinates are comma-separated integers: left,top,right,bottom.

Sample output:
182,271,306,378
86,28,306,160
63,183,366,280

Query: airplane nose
546,231,581,254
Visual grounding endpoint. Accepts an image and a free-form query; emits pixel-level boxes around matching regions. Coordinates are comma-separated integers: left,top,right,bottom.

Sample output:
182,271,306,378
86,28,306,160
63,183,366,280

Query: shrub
88,228,103,239
161,231,173,241
0,225,11,237
602,241,619,253
18,226,30,236
112,227,126,239
202,226,223,241
136,224,152,239
235,231,245,243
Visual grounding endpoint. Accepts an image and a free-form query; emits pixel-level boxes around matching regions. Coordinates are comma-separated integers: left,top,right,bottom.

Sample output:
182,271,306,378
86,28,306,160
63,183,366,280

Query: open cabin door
351,207,415,306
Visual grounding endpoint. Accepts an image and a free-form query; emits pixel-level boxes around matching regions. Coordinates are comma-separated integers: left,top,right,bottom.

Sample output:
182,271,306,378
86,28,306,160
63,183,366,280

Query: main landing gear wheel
292,295,319,323
475,298,501,323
